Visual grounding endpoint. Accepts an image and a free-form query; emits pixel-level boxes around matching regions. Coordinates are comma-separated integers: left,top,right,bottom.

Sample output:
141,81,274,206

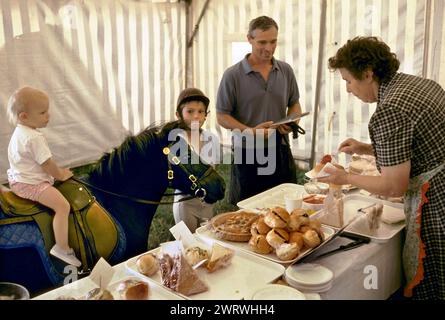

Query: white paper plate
285,263,334,286
249,284,306,300
305,169,317,179
302,292,321,300
305,170,356,191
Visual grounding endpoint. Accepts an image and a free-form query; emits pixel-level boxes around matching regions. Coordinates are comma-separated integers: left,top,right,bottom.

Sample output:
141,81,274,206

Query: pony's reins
71,177,195,205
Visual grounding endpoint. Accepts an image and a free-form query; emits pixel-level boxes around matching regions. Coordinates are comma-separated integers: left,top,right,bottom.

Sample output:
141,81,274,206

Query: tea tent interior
1,0,444,184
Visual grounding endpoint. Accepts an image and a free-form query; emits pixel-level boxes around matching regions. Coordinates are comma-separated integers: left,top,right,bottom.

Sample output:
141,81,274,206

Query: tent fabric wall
321,0,427,166
0,0,186,183
425,0,445,86
191,0,429,168
191,0,324,159
1,0,443,183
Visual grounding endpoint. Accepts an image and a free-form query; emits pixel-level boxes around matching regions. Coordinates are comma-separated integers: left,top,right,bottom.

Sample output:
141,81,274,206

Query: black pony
0,121,225,295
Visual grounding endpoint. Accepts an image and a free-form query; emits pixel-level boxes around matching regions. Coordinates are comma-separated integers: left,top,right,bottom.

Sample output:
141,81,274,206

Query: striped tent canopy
1,0,444,182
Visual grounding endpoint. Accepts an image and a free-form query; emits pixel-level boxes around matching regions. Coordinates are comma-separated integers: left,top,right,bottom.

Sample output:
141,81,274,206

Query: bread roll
266,228,289,249
287,208,310,231
276,243,300,261
136,254,159,277
249,234,273,254
250,216,272,235
307,220,324,241
117,279,150,300
303,229,321,248
308,219,321,231
288,231,305,250
299,225,311,233
264,207,290,229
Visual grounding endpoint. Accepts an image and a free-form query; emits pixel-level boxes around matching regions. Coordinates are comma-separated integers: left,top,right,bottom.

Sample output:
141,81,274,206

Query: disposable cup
284,192,303,212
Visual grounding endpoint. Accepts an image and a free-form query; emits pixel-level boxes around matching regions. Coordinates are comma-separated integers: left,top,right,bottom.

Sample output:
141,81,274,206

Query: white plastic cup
284,192,303,213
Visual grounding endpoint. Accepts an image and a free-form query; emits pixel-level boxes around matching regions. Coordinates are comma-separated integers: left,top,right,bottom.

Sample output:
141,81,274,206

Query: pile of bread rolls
248,206,324,261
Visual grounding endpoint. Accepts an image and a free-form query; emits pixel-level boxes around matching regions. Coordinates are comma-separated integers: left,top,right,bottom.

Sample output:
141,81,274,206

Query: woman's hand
317,165,349,185
339,138,374,155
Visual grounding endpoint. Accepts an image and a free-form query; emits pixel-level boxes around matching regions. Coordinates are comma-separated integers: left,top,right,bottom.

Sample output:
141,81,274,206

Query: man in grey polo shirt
216,15,302,205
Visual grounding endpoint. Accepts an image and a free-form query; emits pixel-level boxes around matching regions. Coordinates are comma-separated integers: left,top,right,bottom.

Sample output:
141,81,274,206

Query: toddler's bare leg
38,186,71,251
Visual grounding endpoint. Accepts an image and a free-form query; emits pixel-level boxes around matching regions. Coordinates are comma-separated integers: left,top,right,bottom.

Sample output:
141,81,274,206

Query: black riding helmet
176,88,210,118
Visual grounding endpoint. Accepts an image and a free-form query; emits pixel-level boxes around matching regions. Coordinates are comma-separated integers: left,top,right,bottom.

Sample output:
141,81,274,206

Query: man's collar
242,54,279,74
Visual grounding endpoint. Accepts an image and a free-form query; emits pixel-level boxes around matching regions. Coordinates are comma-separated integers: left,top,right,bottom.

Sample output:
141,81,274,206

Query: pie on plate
210,211,259,242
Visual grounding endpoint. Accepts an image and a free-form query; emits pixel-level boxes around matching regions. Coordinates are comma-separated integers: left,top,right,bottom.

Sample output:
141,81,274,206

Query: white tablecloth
34,231,403,300
307,232,403,300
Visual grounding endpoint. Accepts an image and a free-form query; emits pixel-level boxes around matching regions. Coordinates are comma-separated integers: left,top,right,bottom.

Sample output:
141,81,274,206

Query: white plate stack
285,263,334,293
248,284,307,300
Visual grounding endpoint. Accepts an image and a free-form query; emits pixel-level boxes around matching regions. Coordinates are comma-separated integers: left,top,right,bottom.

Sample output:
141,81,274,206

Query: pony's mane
90,120,186,179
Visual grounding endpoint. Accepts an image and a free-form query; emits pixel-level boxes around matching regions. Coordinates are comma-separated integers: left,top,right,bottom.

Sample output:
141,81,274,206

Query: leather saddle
0,179,118,272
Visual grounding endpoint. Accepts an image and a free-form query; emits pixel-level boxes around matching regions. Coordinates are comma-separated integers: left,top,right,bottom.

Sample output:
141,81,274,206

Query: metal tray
237,183,306,209
196,224,335,265
313,194,405,243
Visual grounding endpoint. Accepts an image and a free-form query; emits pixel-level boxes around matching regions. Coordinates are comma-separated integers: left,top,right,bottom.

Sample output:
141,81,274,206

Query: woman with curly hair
320,36,445,300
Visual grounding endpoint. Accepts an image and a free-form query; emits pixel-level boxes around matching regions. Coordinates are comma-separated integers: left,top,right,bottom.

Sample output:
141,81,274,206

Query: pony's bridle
162,145,209,201
72,142,212,205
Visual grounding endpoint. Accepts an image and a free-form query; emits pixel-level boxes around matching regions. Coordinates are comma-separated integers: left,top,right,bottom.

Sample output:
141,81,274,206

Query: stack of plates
285,263,334,293
248,284,307,300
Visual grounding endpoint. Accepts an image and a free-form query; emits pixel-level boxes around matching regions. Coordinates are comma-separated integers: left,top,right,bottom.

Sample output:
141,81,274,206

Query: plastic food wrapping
319,185,344,228
158,252,208,296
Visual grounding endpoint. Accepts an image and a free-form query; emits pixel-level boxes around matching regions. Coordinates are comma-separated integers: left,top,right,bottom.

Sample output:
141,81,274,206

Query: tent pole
309,0,328,168
187,0,211,48
422,0,432,78
184,0,210,88
185,0,192,88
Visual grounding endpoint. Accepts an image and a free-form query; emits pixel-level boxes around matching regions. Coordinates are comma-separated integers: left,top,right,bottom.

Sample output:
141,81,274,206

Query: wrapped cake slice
158,253,208,296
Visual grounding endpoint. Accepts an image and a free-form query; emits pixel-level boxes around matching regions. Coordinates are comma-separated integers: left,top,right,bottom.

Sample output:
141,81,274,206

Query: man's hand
277,123,292,135
252,121,275,138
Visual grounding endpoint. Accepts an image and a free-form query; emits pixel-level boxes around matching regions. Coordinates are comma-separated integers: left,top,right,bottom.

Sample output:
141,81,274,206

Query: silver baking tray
313,194,405,243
